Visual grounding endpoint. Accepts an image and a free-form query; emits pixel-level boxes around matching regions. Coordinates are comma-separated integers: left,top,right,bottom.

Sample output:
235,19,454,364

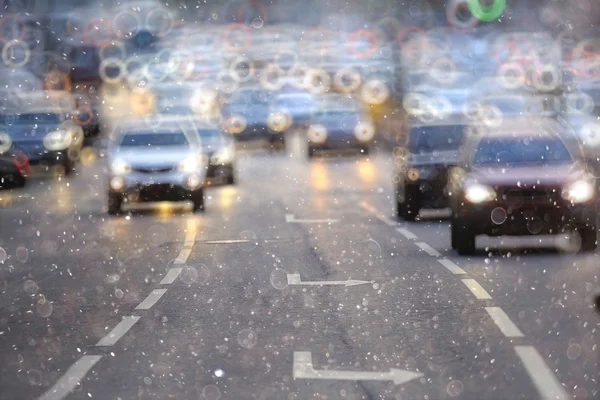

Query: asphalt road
0,132,599,400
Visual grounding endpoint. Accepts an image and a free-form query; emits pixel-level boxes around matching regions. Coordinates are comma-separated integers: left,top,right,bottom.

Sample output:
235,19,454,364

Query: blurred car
221,87,287,151
197,126,236,185
395,119,467,220
0,106,84,177
269,90,316,128
306,95,375,158
106,118,207,215
448,122,597,255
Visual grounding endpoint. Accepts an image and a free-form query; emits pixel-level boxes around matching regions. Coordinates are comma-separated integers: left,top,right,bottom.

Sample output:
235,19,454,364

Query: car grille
499,187,561,206
133,166,175,174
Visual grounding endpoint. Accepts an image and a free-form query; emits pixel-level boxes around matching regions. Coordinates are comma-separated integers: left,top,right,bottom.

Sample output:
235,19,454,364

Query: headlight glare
211,143,235,164
178,156,200,172
464,184,496,203
111,159,132,175
43,130,72,151
562,180,595,203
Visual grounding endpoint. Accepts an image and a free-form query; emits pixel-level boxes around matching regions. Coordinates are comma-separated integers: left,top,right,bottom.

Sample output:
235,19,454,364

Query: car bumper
309,136,372,150
456,203,596,236
400,178,450,209
206,163,234,182
109,172,205,202
231,125,282,141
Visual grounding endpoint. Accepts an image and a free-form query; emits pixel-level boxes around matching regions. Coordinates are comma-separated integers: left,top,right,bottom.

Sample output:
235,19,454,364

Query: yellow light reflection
357,158,375,184
310,161,329,192
217,186,237,210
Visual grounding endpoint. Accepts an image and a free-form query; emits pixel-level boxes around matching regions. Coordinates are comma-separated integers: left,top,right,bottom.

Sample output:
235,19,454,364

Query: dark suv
395,120,467,220
448,122,597,255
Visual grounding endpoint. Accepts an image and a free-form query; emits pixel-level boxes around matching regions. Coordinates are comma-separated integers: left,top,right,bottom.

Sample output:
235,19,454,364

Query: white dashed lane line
174,219,197,265
38,355,103,400
206,239,251,244
396,227,417,240
135,289,167,310
461,279,493,300
415,242,441,257
514,346,569,400
437,258,467,274
95,316,141,347
485,307,524,338
160,267,182,284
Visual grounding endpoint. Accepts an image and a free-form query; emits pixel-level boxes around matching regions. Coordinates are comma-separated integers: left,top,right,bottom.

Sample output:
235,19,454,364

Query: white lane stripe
396,227,417,240
174,219,196,264
515,346,569,400
416,242,441,257
135,289,167,310
173,248,192,265
160,268,182,284
95,316,140,347
461,279,492,300
437,259,467,274
485,307,524,338
205,239,250,244
38,355,102,400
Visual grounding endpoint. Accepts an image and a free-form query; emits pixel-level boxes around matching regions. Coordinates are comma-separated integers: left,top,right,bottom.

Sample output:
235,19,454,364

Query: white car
106,117,207,214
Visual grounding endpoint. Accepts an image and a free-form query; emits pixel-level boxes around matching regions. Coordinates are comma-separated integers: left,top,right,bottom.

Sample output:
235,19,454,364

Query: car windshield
3,2,599,400
118,131,189,148
408,125,466,153
473,136,573,165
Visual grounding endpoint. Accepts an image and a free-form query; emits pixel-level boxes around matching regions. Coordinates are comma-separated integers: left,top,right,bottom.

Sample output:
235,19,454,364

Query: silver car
106,118,207,215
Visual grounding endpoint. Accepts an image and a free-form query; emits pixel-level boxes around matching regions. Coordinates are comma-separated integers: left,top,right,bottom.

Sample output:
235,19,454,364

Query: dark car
448,124,597,255
221,87,286,151
306,95,375,158
0,108,84,178
395,120,467,220
197,126,236,186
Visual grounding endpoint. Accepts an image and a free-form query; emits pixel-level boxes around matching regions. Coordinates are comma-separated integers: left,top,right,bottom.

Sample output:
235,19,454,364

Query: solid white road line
437,259,466,274
396,227,417,240
285,213,338,224
415,242,441,257
160,268,182,284
485,307,524,338
95,316,140,347
38,355,103,400
287,273,373,287
293,351,423,385
135,289,167,310
205,239,250,244
461,279,492,300
514,346,569,400
374,213,397,227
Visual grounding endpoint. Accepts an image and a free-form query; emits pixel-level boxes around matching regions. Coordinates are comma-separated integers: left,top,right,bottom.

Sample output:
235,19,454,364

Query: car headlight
464,184,496,203
43,130,72,151
223,115,247,134
307,124,327,144
0,132,12,154
562,180,595,203
211,143,235,164
354,121,375,142
111,159,132,175
178,156,201,173
267,111,292,132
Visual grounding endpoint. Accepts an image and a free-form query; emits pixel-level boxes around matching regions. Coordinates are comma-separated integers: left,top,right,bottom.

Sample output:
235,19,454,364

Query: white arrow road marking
293,352,423,385
287,274,373,287
285,213,338,224
39,355,102,400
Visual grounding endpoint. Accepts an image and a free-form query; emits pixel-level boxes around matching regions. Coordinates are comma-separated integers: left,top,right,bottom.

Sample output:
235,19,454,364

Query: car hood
4,124,64,143
410,150,459,167
113,147,196,168
466,163,587,187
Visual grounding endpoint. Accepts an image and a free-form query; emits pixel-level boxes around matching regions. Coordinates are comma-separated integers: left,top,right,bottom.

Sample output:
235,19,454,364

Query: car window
117,131,190,148
472,136,573,165
408,125,466,153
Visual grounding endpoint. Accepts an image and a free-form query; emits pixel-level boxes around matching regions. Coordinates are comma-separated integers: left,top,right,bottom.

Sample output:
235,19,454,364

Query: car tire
307,146,315,159
579,226,597,252
397,183,420,221
107,192,122,215
452,220,476,255
227,173,236,185
192,189,205,212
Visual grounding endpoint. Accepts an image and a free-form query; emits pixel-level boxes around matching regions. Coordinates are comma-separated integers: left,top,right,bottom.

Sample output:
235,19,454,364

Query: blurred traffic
1,1,600,399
